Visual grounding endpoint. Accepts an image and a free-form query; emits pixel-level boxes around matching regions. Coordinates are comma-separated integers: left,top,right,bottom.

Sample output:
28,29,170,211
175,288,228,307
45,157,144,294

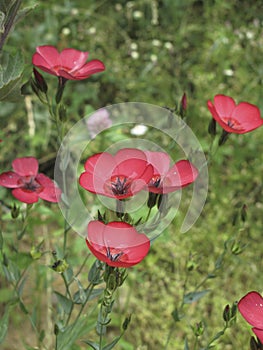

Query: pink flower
238,291,263,343
87,108,112,139
86,221,150,267
207,94,263,134
32,45,105,80
145,151,198,194
79,149,154,199
0,157,61,204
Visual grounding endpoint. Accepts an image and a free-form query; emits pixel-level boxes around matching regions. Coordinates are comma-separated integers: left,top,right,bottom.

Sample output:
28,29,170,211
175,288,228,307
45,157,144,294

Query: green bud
122,314,132,331
208,118,217,136
231,301,238,319
30,246,42,260
223,304,231,322
33,68,48,93
107,272,117,292
54,324,59,335
11,203,20,219
241,204,247,222
193,321,204,337
51,259,69,273
147,192,158,209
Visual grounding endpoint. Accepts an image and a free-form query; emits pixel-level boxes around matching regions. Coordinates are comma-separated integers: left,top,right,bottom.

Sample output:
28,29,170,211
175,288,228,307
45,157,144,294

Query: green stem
0,0,22,51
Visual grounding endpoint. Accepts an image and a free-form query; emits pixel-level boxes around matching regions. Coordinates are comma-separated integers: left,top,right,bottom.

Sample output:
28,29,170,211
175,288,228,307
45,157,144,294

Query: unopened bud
147,192,158,209
30,246,42,260
11,203,20,219
231,301,238,319
179,92,187,117
241,204,247,222
223,304,231,322
208,118,217,136
51,259,69,273
122,314,131,330
33,68,48,93
193,321,204,337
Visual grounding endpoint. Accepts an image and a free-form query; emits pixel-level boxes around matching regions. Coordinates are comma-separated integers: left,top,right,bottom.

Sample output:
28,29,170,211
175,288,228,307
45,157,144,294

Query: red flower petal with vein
238,291,263,343
0,157,61,204
145,151,198,193
207,94,263,134
86,221,150,267
79,149,154,199
32,45,105,80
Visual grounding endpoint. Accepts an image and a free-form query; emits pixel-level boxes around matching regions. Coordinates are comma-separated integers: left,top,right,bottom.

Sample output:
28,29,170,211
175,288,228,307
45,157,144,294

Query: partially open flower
145,151,198,194
79,149,154,199
32,45,105,80
0,157,61,204
86,221,150,267
238,291,263,343
207,94,263,134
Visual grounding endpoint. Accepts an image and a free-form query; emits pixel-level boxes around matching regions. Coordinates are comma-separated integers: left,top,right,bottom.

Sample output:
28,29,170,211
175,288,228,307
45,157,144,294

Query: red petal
232,102,263,133
32,46,60,74
163,160,198,192
12,157,38,177
79,172,107,196
0,171,21,188
60,48,88,72
213,94,236,118
238,291,263,328
252,328,263,344
12,188,39,204
145,151,171,175
74,59,105,78
36,174,61,202
115,148,147,163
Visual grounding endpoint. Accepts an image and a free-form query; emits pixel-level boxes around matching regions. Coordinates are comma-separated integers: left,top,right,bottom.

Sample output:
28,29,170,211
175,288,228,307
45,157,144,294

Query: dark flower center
109,175,132,195
149,175,161,188
19,176,43,192
106,247,124,262
222,117,243,130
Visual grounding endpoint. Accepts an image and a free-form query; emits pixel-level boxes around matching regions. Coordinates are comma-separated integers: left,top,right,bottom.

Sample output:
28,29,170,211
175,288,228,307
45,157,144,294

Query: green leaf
0,50,24,101
56,316,95,350
14,3,38,26
54,291,73,315
0,307,9,344
73,288,103,304
102,334,123,350
183,290,210,304
82,340,99,350
0,230,3,250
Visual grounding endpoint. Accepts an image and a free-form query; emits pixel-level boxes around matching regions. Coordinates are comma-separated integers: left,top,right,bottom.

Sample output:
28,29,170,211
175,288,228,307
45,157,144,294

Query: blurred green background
1,0,263,349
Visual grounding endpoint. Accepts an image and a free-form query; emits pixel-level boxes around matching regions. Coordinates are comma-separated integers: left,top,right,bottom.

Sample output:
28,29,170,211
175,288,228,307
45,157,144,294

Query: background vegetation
1,0,263,349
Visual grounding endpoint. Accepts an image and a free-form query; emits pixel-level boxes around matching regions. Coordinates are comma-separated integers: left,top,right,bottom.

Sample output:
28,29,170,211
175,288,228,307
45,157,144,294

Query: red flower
86,221,150,267
238,291,263,343
32,45,105,80
207,94,263,134
79,149,154,199
145,151,198,194
0,157,61,204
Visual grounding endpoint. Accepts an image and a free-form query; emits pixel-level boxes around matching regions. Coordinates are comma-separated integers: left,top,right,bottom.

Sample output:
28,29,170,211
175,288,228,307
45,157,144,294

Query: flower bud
179,92,187,117
51,259,69,273
122,314,132,331
218,129,230,146
30,246,42,260
223,304,231,322
193,321,204,337
147,192,158,209
208,118,217,136
11,203,20,219
241,204,247,222
33,68,48,93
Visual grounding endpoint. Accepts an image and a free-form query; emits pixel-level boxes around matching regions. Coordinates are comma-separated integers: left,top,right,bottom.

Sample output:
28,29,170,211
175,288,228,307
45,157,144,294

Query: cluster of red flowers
79,148,198,267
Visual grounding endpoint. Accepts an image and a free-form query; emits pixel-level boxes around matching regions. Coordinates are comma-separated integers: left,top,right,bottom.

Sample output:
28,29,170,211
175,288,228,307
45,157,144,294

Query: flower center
19,176,43,192
149,175,161,188
108,175,132,196
222,117,243,130
106,247,124,262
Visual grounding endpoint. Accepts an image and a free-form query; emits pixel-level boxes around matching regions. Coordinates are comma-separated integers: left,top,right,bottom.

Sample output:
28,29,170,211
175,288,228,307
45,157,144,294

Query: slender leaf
0,307,9,344
184,338,190,350
54,291,73,315
183,290,210,304
73,288,103,304
102,334,123,350
82,340,99,350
